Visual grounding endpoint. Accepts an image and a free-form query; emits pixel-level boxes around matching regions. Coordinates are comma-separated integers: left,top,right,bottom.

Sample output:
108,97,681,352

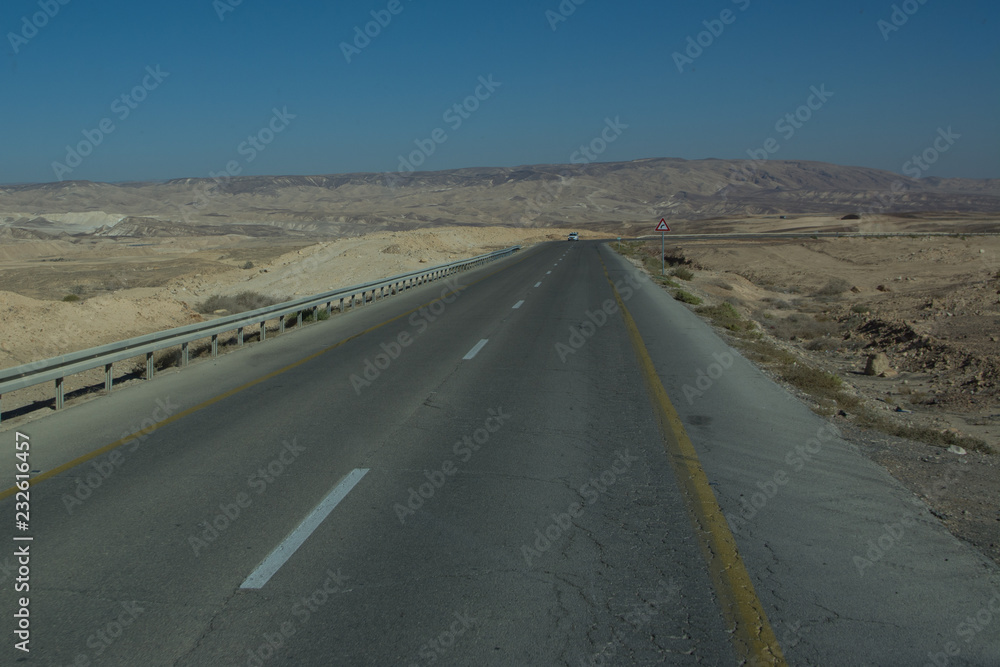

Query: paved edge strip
0,246,545,501
601,253,788,666
241,467,369,589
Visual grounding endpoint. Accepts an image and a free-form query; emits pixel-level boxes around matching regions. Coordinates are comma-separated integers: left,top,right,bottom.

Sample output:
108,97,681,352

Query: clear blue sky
2,0,997,184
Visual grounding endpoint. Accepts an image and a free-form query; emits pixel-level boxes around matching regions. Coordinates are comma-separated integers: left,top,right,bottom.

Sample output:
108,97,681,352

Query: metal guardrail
0,245,521,422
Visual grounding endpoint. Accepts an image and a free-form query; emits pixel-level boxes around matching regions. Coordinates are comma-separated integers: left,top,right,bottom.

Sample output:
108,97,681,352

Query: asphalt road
2,241,998,666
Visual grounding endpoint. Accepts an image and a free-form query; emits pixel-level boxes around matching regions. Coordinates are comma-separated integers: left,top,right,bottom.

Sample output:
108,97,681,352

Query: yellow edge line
601,253,787,666
1,248,539,501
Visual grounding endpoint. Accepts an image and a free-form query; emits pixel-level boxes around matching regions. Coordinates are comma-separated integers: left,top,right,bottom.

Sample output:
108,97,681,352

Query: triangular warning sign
656,219,671,232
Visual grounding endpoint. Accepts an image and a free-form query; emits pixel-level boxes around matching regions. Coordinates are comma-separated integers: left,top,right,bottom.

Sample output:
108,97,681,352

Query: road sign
656,219,670,274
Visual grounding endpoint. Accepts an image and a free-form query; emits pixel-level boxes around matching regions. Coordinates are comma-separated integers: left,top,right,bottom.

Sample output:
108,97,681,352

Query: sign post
655,219,671,274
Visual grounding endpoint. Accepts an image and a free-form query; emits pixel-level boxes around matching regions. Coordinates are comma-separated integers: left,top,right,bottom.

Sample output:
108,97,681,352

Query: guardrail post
297,311,303,327
182,342,190,366
55,377,64,410
325,302,331,317
146,352,154,379
212,334,219,357
340,297,345,313
313,305,319,321
279,315,286,334
260,321,267,341
238,327,244,347
105,363,113,393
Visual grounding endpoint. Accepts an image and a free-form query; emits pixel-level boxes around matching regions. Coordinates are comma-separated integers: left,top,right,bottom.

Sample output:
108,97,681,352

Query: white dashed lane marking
463,339,489,360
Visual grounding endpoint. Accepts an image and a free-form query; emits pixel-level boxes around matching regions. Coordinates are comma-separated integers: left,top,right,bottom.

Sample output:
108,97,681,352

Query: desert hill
1,158,997,238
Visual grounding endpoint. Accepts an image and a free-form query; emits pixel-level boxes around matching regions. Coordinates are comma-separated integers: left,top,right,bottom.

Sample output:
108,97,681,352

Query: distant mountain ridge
1,158,997,236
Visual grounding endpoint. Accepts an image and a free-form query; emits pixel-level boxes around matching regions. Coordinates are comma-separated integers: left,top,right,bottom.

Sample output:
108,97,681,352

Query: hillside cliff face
1,158,997,235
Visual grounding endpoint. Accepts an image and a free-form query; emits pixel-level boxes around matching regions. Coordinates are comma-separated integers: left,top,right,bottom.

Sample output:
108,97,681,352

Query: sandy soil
673,234,1000,448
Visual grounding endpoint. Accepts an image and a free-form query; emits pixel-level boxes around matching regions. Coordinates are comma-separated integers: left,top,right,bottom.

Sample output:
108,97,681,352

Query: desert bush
674,290,702,305
742,339,796,366
762,297,793,310
641,255,665,276
816,278,852,296
765,313,842,341
671,267,694,281
854,411,992,454
241,261,254,269
696,302,754,334
154,347,183,371
196,291,288,314
663,253,692,267
282,308,326,327
780,364,844,397
62,294,80,302
804,337,840,352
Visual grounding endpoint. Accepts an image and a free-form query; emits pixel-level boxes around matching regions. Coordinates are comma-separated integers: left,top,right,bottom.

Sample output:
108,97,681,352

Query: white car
568,232,579,241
